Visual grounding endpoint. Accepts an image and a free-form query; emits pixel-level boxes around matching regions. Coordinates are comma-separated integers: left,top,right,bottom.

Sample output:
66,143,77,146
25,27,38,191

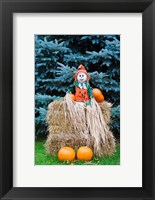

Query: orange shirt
75,87,90,102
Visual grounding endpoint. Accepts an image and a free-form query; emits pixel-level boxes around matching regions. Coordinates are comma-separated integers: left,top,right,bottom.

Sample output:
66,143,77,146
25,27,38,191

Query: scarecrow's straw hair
45,94,115,157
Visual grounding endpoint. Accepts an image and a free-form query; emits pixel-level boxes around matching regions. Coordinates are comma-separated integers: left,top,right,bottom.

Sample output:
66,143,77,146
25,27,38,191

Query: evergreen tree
35,35,120,138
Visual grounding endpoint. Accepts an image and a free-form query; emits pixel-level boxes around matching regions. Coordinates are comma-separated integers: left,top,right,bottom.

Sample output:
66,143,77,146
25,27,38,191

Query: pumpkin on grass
77,146,93,161
92,88,104,103
58,147,75,161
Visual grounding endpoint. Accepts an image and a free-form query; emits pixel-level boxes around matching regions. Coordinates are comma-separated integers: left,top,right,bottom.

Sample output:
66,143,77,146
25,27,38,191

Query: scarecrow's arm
87,83,94,98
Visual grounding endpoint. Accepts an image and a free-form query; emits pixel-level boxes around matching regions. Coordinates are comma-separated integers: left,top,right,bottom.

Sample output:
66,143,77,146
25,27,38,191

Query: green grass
35,139,120,165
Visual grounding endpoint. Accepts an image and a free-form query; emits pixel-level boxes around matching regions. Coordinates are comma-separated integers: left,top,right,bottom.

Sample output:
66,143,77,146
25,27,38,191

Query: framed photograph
35,34,120,166
0,0,154,199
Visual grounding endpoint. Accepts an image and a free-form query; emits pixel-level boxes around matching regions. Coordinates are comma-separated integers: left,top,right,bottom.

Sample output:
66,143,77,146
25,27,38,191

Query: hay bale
99,101,112,125
45,97,115,157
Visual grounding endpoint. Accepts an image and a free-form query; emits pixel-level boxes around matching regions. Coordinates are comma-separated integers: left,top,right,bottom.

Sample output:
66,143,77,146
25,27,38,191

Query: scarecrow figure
68,64,93,105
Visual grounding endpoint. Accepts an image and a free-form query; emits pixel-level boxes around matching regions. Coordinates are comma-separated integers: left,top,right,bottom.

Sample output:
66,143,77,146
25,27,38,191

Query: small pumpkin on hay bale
45,64,115,157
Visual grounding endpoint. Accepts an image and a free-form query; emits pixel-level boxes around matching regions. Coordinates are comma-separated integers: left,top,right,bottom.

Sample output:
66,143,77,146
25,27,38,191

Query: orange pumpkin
58,147,75,161
96,94,104,102
70,93,76,101
92,88,104,103
77,146,93,161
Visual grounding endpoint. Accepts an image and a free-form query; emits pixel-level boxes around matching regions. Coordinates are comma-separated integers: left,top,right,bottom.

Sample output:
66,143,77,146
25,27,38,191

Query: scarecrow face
77,72,87,83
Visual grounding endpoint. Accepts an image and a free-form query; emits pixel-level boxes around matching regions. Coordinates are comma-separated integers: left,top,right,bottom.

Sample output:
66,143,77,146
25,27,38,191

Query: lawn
35,139,120,165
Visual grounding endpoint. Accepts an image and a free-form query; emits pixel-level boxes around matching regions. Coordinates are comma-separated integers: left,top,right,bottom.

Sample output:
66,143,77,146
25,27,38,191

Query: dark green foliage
35,35,120,138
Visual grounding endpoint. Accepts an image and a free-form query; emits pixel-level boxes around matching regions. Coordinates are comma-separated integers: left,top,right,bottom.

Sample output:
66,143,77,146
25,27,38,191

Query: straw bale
45,95,115,157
